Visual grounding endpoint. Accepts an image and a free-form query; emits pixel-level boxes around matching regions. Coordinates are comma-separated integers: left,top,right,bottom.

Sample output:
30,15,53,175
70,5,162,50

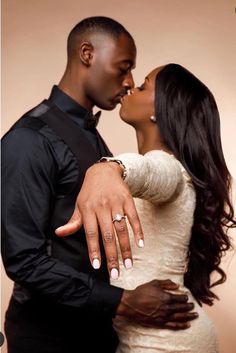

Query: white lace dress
111,150,218,353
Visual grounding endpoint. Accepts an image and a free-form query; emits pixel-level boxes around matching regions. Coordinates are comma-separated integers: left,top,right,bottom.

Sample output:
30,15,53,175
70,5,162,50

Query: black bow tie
85,111,101,129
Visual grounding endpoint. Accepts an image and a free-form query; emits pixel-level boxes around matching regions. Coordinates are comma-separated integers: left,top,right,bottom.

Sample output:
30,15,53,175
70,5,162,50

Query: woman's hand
55,162,144,278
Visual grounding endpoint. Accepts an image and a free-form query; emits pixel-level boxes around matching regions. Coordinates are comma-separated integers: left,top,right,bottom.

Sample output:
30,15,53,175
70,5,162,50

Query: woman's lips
119,94,128,104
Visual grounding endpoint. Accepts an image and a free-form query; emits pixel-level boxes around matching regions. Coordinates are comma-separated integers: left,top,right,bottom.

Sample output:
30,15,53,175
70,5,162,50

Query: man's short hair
67,16,134,58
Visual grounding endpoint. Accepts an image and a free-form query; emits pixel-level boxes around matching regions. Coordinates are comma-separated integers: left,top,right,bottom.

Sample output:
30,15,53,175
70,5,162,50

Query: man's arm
2,128,198,329
1,128,122,315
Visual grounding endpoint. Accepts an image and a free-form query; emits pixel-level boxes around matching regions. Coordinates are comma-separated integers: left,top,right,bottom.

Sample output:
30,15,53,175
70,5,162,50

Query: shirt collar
48,85,100,130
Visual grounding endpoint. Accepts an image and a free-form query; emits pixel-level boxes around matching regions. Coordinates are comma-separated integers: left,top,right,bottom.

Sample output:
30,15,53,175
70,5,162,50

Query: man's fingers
112,210,133,269
168,311,199,322
124,198,144,248
55,208,82,237
160,311,199,329
162,322,191,330
161,302,194,315
166,292,189,304
160,279,180,290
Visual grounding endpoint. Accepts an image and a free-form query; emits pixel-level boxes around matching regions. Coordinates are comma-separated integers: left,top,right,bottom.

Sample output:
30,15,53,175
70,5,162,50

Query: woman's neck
135,127,170,155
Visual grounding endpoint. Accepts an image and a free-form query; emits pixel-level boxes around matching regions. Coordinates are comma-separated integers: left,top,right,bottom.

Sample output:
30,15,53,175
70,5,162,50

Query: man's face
85,33,136,110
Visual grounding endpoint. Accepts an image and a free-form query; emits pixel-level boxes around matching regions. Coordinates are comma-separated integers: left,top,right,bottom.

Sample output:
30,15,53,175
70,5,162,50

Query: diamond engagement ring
112,213,126,223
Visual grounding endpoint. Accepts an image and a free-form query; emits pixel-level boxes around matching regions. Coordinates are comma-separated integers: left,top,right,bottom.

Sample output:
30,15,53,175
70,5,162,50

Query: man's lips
114,93,128,104
113,95,123,104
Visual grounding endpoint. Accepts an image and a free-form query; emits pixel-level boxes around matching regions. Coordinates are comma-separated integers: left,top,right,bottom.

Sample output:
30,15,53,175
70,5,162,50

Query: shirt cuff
86,280,123,317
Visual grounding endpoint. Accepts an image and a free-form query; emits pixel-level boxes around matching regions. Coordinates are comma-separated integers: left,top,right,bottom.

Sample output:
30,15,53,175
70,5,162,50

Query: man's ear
79,41,94,66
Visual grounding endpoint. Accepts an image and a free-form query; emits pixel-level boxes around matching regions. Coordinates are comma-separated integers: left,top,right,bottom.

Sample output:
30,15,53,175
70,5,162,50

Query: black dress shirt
1,86,123,315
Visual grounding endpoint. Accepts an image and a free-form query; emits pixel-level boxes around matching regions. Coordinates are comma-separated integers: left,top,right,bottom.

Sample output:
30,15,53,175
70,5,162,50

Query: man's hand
116,279,198,329
56,162,144,278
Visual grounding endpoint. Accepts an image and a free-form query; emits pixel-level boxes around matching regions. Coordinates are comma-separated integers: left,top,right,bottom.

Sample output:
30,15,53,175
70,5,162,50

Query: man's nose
123,72,135,90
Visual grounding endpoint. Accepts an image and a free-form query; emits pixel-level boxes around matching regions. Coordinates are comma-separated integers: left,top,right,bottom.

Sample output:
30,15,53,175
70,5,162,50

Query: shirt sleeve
1,127,123,315
116,150,184,205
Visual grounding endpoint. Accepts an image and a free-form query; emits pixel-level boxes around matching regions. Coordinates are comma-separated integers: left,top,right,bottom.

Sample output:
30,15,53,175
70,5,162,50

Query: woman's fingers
55,208,82,236
55,162,144,273
97,209,119,278
82,211,101,269
124,198,144,248
112,211,133,270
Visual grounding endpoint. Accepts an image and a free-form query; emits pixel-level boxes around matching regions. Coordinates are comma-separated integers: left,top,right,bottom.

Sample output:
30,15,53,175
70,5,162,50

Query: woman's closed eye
137,84,145,91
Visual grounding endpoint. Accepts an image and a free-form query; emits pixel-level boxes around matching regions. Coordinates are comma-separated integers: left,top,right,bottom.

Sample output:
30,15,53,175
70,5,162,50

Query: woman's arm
116,150,183,205
56,150,185,274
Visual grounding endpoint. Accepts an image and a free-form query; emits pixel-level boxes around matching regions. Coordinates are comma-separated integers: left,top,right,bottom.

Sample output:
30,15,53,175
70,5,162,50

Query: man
1,17,197,353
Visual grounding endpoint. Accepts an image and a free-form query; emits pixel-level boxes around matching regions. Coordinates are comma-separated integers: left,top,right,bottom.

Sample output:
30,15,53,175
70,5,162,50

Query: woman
102,63,235,352
57,64,235,352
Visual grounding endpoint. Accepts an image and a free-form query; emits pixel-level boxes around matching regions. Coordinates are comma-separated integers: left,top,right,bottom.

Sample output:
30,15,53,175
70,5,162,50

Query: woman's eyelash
137,84,144,91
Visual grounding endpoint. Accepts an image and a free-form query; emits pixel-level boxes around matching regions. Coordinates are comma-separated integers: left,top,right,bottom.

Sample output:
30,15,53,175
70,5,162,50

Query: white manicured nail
124,258,132,269
138,239,144,248
92,258,100,269
110,268,119,280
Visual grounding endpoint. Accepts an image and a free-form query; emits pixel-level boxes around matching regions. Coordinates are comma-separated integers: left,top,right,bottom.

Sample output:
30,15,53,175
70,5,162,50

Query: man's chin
97,101,118,111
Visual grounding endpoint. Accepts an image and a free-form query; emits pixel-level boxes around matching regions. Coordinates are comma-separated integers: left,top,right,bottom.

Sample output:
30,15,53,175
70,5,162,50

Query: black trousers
5,297,118,353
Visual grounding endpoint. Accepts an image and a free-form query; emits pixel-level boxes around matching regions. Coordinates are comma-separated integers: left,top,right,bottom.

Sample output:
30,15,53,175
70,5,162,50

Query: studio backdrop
2,1,236,352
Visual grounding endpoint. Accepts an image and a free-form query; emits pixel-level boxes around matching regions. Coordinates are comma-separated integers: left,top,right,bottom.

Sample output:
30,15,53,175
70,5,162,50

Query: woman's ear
79,41,94,66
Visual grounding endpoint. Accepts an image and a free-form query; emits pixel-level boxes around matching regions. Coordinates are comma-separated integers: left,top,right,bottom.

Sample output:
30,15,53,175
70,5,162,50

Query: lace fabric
111,150,219,353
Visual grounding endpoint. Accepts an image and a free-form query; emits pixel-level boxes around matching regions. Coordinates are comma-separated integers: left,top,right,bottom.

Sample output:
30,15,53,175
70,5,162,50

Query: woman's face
119,66,163,127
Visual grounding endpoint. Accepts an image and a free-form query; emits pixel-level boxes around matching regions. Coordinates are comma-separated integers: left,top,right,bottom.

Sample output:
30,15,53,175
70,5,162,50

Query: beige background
1,0,236,352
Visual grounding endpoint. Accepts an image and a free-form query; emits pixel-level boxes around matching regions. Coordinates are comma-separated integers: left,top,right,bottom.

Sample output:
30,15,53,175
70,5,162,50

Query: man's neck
59,70,94,111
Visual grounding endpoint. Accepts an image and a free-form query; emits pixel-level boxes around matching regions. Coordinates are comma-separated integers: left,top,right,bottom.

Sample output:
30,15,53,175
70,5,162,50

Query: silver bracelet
97,157,127,180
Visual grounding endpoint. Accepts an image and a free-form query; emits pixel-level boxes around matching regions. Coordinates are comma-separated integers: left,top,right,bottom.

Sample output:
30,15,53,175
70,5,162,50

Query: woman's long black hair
155,63,235,305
